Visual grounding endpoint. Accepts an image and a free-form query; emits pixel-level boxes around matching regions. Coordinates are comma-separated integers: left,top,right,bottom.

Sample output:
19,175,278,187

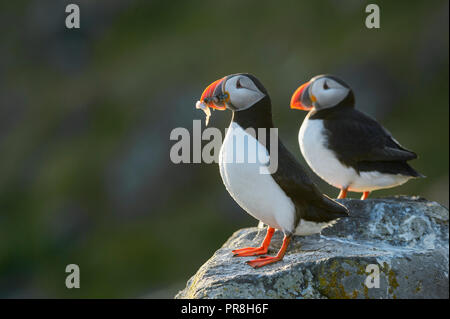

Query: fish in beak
195,77,229,125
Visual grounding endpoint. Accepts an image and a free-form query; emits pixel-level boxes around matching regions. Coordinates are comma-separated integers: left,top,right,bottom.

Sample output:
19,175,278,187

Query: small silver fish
195,100,211,126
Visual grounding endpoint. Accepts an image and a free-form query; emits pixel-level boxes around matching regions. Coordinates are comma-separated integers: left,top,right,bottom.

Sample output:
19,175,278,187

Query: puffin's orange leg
337,187,348,199
232,227,275,257
246,235,291,268
361,191,370,200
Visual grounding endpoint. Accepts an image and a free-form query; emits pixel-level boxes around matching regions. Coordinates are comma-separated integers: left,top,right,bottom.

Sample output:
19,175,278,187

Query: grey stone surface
176,196,449,299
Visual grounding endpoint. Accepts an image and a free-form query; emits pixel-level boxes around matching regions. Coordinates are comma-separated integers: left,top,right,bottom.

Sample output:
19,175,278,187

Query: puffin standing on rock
196,73,348,268
290,74,424,200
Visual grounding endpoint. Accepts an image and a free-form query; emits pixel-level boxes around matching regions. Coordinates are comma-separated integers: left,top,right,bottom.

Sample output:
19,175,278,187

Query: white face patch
310,77,350,110
224,75,265,111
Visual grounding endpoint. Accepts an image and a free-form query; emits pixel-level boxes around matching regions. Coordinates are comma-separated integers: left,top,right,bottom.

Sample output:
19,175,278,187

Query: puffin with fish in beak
290,74,424,200
196,73,348,268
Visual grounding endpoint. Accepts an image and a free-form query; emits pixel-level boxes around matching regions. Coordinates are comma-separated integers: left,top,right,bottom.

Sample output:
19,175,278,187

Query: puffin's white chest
299,117,411,192
218,122,295,233
299,118,356,189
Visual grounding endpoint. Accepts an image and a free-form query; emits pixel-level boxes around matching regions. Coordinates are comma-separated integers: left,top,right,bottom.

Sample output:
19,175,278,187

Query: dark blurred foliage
0,0,448,298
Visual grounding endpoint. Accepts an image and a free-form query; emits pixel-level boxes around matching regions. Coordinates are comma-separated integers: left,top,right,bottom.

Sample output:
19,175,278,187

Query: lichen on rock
175,197,449,299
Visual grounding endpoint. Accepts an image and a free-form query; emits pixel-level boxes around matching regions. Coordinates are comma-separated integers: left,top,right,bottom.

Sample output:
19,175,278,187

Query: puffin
197,73,348,268
290,74,424,200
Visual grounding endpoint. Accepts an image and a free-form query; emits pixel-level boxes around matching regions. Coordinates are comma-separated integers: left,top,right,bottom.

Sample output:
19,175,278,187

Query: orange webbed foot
246,255,283,268
245,235,291,268
232,246,268,257
232,226,275,257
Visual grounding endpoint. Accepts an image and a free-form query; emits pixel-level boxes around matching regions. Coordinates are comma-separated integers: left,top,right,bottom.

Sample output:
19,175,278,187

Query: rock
175,196,449,299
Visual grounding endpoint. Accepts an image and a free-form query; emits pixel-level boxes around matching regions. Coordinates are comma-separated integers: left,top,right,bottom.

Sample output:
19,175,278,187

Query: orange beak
290,81,314,111
200,77,228,110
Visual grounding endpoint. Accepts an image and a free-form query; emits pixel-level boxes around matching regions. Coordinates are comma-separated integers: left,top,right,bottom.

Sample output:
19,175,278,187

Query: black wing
271,140,349,225
322,109,418,168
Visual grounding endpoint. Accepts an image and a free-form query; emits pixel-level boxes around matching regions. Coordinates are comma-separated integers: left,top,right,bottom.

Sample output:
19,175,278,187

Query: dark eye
236,78,243,89
323,81,329,90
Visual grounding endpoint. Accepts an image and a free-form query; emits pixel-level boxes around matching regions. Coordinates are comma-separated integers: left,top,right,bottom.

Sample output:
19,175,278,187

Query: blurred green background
0,0,448,298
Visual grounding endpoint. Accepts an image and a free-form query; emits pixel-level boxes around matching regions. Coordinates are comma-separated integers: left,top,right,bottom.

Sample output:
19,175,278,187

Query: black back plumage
310,103,423,177
232,97,349,225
